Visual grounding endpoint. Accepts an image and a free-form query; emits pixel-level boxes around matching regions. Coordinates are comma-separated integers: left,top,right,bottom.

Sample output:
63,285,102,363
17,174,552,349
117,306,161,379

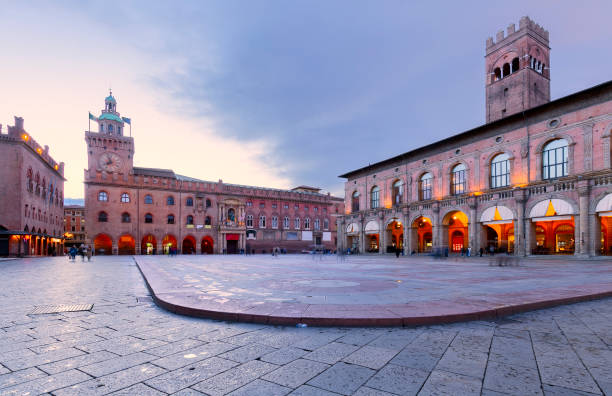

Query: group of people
67,244,92,261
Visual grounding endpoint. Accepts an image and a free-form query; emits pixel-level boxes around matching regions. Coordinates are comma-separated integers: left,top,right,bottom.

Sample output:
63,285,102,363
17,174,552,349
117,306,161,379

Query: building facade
337,17,612,257
0,117,65,256
63,205,86,249
85,94,343,255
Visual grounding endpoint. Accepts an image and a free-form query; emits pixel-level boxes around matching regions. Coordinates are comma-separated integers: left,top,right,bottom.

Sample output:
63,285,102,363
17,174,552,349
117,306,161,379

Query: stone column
359,217,365,254
590,214,601,256
525,219,535,256
379,215,385,254
195,240,201,255
337,218,345,252
135,242,141,255
402,209,409,254
112,241,118,255
432,203,440,250
516,189,527,256
468,197,477,252
157,241,163,255
578,182,590,256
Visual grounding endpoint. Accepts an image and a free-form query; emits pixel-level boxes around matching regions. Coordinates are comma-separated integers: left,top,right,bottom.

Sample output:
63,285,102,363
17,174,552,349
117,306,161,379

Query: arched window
370,186,380,209
186,215,194,225
419,173,433,201
108,124,114,133
98,212,108,222
26,168,33,192
314,218,320,230
246,215,253,228
294,218,301,229
493,67,501,82
121,212,131,223
491,153,510,188
144,195,153,204
42,178,47,198
542,139,569,179
186,197,193,206
304,218,311,230
98,191,108,202
144,213,153,223
392,180,403,205
451,164,467,195
167,214,175,224
259,215,266,228
502,63,510,77
167,196,175,206
283,216,290,229
206,199,212,208
35,172,40,195
205,216,212,225
351,191,360,213
511,57,519,73
272,216,278,229
121,193,130,203
324,218,329,230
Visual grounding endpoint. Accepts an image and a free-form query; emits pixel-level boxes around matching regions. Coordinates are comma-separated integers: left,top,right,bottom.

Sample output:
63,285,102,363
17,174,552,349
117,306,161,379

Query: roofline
339,79,612,179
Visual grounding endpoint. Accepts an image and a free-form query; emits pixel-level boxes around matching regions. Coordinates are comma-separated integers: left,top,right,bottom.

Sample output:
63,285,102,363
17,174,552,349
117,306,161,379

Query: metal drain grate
30,304,93,315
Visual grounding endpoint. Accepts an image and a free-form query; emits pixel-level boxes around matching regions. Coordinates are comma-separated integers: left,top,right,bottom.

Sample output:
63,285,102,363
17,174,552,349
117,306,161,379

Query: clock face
99,152,122,172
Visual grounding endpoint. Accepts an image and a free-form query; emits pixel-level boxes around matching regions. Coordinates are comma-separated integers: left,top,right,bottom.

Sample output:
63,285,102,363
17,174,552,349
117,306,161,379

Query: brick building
85,93,343,255
63,205,86,249
337,16,612,257
0,117,65,256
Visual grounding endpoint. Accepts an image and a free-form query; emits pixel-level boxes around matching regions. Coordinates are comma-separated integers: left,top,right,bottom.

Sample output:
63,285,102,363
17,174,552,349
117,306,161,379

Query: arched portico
141,234,156,255
118,234,135,255
595,193,612,255
411,216,433,253
480,205,515,253
364,220,380,253
201,236,214,254
442,210,469,253
345,222,360,253
162,235,177,254
528,198,576,255
94,234,112,255
182,236,196,254
384,218,404,253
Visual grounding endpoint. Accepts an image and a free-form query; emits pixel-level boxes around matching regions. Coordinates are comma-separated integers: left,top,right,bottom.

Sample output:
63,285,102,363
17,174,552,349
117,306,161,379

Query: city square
0,256,611,395
1,2,612,395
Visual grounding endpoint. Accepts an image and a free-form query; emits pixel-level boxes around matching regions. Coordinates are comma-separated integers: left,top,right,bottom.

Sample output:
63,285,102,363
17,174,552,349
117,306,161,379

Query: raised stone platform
135,255,612,327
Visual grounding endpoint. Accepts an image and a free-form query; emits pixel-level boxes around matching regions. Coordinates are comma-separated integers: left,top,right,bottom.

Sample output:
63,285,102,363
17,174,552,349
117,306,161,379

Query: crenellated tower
485,16,550,123
85,91,134,176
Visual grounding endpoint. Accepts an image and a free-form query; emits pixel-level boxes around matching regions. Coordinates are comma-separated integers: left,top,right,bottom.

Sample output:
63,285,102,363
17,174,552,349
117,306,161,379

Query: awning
529,199,575,218
364,220,379,234
226,234,240,241
480,206,514,224
595,193,612,213
346,222,360,234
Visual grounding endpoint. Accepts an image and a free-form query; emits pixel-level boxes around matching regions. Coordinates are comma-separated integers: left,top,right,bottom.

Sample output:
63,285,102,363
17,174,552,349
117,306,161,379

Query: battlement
486,16,549,51
2,116,65,176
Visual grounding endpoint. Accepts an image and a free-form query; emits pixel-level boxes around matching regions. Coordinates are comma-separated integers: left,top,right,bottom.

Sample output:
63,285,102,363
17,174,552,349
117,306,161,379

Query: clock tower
85,91,134,176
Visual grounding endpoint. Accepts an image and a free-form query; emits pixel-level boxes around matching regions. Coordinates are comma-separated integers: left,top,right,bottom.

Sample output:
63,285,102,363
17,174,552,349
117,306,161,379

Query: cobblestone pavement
0,256,610,395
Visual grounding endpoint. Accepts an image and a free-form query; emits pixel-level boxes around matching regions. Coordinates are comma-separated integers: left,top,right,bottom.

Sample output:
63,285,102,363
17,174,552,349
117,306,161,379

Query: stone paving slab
135,255,612,327
0,256,610,396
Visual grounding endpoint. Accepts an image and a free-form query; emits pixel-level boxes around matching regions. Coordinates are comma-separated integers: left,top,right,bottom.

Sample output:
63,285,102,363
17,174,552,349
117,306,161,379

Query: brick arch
534,133,576,181
409,212,434,227
590,191,612,214
488,49,520,74
440,207,471,225
415,170,435,200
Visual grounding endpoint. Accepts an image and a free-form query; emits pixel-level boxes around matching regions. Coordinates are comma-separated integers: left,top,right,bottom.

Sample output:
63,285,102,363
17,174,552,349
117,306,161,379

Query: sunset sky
1,1,611,199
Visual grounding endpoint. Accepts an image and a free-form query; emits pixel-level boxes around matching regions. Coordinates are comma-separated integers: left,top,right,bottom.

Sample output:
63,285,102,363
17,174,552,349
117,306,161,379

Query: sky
1,1,611,200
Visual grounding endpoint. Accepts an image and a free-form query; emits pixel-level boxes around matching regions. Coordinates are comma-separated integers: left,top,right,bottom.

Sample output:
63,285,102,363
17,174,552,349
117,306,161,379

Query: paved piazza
0,258,611,395
136,255,612,326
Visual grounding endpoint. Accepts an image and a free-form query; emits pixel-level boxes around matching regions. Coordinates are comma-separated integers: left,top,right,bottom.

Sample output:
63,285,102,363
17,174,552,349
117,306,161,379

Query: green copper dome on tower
105,94,116,104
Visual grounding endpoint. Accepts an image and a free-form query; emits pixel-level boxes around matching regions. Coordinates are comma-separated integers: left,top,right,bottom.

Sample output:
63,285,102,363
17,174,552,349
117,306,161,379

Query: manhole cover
30,304,93,315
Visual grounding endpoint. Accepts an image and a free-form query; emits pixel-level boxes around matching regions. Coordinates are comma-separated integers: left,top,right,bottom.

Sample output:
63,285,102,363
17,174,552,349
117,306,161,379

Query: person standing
86,245,92,262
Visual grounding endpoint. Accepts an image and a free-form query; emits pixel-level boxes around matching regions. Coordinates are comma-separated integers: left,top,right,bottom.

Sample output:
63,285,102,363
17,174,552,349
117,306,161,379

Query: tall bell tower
485,16,550,123
85,92,134,176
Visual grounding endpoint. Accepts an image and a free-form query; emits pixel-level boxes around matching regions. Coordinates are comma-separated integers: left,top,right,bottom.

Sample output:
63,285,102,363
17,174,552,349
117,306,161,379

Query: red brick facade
0,117,65,256
338,17,612,257
64,205,86,248
85,95,343,255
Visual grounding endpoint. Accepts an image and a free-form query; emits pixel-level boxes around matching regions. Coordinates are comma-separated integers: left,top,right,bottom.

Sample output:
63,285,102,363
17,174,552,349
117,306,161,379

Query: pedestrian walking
479,247,484,257
69,246,77,261
86,245,92,262
395,246,400,258
467,247,471,257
